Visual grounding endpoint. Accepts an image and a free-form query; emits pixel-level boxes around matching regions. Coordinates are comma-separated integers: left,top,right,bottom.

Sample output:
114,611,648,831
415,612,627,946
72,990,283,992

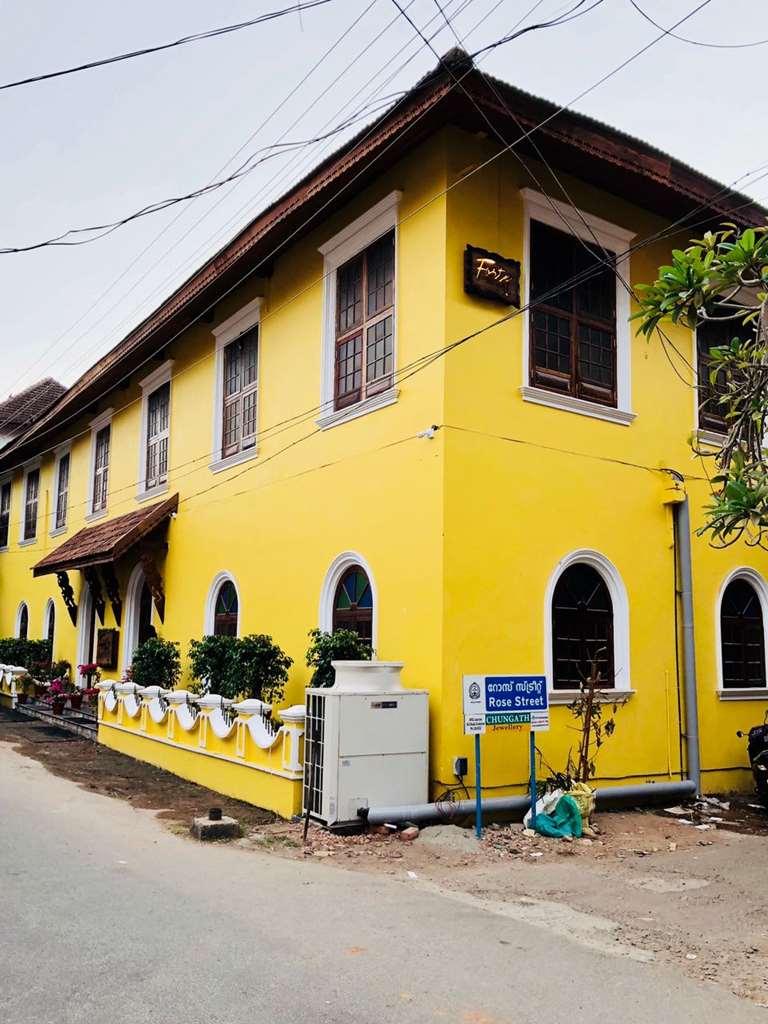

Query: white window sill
18,538,37,548
136,483,169,504
520,386,636,426
49,526,67,538
0,546,8,554
86,509,108,523
718,688,768,701
548,688,635,705
209,447,258,475
317,387,399,431
696,429,727,448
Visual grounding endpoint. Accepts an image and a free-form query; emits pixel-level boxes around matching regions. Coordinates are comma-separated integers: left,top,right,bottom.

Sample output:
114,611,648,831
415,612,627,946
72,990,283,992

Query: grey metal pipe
361,779,697,826
675,493,702,795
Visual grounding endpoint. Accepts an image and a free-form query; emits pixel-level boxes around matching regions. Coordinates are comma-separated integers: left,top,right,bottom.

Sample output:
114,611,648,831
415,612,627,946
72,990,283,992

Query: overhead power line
0,1,335,93
0,94,405,255
628,0,768,49
0,0,731,464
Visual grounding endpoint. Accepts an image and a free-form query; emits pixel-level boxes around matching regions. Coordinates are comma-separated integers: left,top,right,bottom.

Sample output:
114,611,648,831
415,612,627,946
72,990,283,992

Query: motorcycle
737,716,768,808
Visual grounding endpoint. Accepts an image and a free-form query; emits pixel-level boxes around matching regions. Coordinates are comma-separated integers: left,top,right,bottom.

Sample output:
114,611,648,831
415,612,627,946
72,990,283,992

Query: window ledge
317,387,399,430
136,483,169,504
18,538,37,548
548,688,635,705
85,509,108,523
696,429,727,448
718,688,768,701
49,526,67,539
0,546,8,554
209,447,258,475
520,386,636,426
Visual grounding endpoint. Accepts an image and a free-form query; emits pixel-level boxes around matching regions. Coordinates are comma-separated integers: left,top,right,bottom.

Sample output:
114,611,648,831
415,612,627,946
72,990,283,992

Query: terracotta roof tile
33,493,178,576
0,378,66,437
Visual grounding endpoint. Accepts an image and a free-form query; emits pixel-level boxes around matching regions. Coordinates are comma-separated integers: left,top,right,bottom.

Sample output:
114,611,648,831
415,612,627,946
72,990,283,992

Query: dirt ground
2,708,767,1007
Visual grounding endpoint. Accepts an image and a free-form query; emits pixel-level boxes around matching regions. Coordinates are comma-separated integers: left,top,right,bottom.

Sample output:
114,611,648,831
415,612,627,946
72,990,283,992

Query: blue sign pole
474,732,483,839
529,729,537,829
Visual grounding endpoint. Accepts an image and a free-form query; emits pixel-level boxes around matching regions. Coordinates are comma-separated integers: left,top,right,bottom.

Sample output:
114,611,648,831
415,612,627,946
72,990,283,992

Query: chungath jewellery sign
462,675,549,734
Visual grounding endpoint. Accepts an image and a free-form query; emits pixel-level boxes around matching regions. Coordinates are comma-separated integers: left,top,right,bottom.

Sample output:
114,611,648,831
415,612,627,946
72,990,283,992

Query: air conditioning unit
303,661,429,827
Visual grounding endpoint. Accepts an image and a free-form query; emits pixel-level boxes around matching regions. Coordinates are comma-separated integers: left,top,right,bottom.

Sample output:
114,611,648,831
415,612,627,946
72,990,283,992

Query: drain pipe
669,473,702,796
361,780,696,827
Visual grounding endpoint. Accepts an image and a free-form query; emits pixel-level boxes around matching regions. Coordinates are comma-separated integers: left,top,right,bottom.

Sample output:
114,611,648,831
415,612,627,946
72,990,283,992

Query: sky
0,0,766,398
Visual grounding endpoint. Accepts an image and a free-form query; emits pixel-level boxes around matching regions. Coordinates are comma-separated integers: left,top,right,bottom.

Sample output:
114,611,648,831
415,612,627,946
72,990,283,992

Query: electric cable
0,1,336,92
0,3,755,491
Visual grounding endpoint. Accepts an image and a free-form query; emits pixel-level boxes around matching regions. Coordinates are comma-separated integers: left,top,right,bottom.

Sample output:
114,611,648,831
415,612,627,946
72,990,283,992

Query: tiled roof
33,493,178,576
0,378,66,436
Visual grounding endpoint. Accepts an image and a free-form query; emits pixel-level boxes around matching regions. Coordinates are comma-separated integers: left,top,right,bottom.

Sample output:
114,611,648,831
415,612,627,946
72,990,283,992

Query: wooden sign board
96,628,119,670
464,245,520,306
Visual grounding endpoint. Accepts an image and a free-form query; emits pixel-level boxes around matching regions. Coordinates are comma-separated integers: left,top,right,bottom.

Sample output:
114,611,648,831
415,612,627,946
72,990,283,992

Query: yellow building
1,52,766,808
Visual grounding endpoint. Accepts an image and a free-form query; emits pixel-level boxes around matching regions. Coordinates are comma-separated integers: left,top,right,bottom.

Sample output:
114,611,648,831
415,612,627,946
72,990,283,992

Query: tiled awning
32,494,178,577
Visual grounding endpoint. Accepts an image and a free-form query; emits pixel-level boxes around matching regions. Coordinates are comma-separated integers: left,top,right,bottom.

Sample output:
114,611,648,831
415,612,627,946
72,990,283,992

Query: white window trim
76,581,94,677
50,444,71,536
210,298,262,473
122,563,153,672
0,471,11,552
43,598,55,647
691,324,729,448
318,551,378,650
137,359,174,500
520,188,636,425
543,548,631,694
19,457,42,545
204,571,241,636
317,191,402,430
715,566,768,700
86,408,113,521
15,601,29,639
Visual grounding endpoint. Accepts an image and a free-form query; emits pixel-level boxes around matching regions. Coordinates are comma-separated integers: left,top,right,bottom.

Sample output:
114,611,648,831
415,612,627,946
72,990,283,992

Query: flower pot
69,692,83,711
51,696,66,715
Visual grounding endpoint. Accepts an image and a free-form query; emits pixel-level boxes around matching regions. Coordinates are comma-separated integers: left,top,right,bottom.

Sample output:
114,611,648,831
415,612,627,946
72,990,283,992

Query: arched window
17,603,29,640
214,580,239,636
332,566,373,643
552,563,614,689
720,578,766,689
44,600,55,647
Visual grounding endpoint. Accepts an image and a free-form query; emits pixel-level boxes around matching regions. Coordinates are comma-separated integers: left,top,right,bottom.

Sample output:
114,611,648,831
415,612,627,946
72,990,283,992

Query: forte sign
463,245,521,305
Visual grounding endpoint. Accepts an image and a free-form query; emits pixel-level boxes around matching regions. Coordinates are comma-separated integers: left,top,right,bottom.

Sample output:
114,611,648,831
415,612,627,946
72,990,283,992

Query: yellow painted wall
438,127,766,795
1,124,766,807
0,133,450,786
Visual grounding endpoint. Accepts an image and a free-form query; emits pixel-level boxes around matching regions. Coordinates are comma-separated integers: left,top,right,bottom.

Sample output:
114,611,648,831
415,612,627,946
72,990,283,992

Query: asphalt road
0,742,763,1024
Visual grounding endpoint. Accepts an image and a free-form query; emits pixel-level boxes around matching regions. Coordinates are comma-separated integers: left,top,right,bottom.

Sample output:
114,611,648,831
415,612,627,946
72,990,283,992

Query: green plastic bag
531,794,583,839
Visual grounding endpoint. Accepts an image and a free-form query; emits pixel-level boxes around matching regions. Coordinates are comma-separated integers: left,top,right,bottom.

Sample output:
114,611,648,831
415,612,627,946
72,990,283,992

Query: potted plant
82,686,100,708
188,635,238,697
46,679,67,715
305,628,372,688
189,634,292,703
130,637,181,691
77,662,99,688
232,634,292,705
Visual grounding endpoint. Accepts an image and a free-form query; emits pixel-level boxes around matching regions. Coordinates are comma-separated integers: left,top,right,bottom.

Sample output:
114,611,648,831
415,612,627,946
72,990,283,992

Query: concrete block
191,815,241,841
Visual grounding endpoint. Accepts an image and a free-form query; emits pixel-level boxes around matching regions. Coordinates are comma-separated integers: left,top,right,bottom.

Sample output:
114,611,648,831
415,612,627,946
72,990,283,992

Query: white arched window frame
318,551,378,648
204,572,241,636
543,549,631,699
715,567,768,699
122,562,150,672
15,601,29,640
43,598,55,647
